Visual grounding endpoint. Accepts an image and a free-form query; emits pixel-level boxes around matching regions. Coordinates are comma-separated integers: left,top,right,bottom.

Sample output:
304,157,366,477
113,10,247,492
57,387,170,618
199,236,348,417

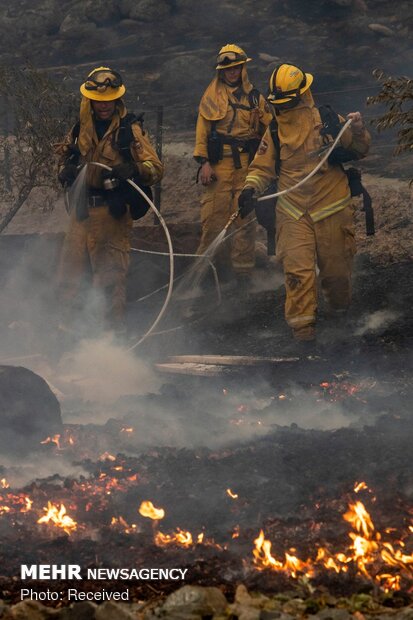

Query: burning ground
0,349,412,606
1,186,413,612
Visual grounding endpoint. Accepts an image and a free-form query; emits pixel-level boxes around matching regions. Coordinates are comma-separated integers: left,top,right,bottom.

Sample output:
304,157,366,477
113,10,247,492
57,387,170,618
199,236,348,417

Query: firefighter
194,44,272,288
238,64,370,343
56,66,163,335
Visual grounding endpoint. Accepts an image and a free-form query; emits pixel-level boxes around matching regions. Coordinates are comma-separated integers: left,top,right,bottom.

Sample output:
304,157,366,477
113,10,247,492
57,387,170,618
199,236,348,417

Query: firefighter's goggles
83,70,123,93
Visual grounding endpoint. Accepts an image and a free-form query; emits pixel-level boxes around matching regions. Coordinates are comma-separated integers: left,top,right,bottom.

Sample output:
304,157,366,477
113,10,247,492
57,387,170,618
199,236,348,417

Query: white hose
256,118,352,203
89,162,174,350
129,247,221,305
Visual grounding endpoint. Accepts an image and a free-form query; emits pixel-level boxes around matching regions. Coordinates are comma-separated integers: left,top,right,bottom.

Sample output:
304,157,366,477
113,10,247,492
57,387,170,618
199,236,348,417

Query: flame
138,500,165,520
40,434,61,449
37,502,77,535
1,478,10,489
253,497,413,590
343,501,375,539
155,528,193,547
99,452,116,461
232,525,240,539
111,516,138,534
354,481,369,493
22,497,33,512
253,530,312,577
120,427,134,433
226,488,238,499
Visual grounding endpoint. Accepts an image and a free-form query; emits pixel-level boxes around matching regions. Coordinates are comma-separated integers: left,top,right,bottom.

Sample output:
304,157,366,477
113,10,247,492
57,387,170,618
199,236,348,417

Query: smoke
354,309,401,336
0,454,88,489
106,376,362,453
56,334,161,412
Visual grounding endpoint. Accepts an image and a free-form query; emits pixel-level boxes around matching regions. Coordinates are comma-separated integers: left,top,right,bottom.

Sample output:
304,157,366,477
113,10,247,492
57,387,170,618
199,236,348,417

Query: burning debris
253,492,412,592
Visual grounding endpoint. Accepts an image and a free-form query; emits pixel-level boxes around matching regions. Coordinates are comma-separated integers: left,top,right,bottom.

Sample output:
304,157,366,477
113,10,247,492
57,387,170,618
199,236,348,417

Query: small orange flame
111,516,138,534
22,497,33,512
226,488,238,499
40,434,61,449
120,427,134,433
138,500,165,520
354,481,369,493
0,478,10,489
232,525,240,539
155,528,193,547
37,502,77,535
99,452,116,461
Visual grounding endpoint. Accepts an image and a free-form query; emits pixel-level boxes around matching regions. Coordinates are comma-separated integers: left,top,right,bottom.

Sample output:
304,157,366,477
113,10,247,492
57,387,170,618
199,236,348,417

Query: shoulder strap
269,118,281,177
248,88,260,109
117,112,145,161
72,121,80,141
318,104,342,139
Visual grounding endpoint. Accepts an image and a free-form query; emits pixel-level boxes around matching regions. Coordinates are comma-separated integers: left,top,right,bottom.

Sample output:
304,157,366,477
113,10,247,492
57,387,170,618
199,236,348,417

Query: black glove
111,162,137,180
238,188,256,219
58,163,78,187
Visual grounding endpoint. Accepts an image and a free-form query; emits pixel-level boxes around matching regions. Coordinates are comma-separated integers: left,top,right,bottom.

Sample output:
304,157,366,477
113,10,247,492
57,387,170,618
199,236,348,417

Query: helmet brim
80,84,126,101
268,72,313,104
216,57,251,70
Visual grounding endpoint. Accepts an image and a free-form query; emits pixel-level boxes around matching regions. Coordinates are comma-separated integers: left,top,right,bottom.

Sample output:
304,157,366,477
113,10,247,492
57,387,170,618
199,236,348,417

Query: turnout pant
57,206,132,329
275,205,356,330
197,153,256,275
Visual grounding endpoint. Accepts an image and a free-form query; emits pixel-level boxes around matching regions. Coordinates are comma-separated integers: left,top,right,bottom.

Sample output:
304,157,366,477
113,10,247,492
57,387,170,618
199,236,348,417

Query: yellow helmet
215,44,251,70
267,63,313,105
80,66,126,101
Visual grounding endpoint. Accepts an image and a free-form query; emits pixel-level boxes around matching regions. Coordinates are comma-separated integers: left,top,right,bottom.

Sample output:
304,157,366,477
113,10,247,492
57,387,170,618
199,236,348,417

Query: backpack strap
72,121,80,141
117,112,145,162
318,104,342,139
269,118,281,177
248,88,260,109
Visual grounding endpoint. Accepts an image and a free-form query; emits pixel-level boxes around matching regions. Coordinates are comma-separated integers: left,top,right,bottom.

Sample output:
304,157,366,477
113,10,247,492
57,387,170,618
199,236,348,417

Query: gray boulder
0,365,62,455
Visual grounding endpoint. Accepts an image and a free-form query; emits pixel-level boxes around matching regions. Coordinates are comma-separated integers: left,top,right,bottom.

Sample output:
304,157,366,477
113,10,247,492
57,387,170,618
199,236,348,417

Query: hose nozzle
224,209,241,232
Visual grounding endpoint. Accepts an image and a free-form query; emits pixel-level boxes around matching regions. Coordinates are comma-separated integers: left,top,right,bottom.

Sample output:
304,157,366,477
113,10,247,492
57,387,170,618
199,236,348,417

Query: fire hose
89,162,174,351
222,118,354,234
86,120,353,347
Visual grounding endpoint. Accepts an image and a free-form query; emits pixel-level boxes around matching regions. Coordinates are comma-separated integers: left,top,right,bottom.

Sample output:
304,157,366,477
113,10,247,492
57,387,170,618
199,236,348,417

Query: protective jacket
194,67,273,162
195,67,272,276
56,99,163,192
244,91,370,222
56,98,163,331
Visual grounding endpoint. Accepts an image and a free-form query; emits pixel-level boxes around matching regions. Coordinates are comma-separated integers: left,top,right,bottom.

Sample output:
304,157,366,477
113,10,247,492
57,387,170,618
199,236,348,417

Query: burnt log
0,365,62,455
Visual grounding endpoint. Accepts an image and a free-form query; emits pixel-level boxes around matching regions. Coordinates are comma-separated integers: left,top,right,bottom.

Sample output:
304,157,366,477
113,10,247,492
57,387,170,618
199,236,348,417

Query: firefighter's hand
111,162,137,180
200,161,215,185
58,164,78,187
347,111,364,134
238,188,256,219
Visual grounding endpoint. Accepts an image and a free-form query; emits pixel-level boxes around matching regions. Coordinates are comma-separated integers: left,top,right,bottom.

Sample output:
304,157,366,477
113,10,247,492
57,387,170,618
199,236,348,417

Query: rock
7,600,56,619
120,0,170,22
83,0,120,25
95,602,135,620
158,54,206,98
0,365,62,454
162,585,228,615
258,24,278,43
235,585,269,608
56,602,96,619
258,52,280,64
368,23,395,37
314,610,351,620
